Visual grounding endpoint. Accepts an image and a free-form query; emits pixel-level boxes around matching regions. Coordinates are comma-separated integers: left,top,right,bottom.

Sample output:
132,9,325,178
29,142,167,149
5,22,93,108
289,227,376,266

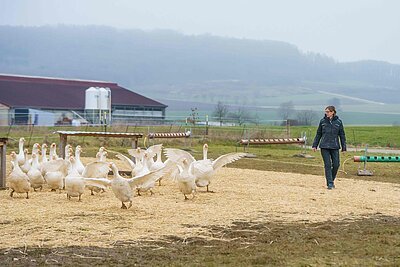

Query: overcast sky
1,0,399,64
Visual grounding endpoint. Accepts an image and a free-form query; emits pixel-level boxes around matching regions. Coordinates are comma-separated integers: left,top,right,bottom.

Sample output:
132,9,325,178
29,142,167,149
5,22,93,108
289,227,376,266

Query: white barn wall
0,104,9,126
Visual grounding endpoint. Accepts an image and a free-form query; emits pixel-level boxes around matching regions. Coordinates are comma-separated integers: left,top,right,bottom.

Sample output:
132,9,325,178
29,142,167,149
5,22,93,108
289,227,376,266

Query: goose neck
203,148,208,160
19,141,24,151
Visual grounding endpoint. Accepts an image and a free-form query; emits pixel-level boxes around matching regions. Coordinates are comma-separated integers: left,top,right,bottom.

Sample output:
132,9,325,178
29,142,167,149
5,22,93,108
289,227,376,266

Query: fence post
0,138,8,189
286,120,290,138
205,115,209,136
27,123,35,148
58,133,68,159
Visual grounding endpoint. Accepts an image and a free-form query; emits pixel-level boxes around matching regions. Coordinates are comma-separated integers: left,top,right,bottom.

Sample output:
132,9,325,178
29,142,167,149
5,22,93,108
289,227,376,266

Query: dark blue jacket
312,115,346,151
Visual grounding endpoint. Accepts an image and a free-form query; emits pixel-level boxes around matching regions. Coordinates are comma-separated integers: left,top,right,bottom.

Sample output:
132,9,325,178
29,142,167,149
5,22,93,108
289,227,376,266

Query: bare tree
296,109,317,126
228,107,254,126
212,101,229,126
278,101,295,121
186,107,199,125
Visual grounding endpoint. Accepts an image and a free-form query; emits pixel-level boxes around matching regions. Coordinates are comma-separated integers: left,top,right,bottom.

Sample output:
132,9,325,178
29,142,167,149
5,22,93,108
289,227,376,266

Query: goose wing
146,144,163,154
164,148,196,164
127,166,169,188
41,158,69,176
115,153,135,169
82,161,110,178
161,158,180,182
212,152,247,171
127,148,145,159
84,177,111,190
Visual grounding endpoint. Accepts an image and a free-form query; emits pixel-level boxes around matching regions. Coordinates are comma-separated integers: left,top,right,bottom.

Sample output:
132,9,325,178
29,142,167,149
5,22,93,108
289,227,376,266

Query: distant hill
1,25,400,107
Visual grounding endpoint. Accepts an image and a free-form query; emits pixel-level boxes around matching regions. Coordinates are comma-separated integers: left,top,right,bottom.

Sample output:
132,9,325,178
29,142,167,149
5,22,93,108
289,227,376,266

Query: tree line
1,25,400,91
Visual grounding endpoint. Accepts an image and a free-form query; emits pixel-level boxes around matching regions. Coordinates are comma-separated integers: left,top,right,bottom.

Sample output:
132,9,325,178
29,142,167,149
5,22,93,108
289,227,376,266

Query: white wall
28,109,56,126
0,104,9,126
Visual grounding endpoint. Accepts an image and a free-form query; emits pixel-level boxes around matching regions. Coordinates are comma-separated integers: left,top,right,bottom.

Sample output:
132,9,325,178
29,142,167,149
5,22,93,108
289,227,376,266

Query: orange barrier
239,137,305,145
148,131,191,139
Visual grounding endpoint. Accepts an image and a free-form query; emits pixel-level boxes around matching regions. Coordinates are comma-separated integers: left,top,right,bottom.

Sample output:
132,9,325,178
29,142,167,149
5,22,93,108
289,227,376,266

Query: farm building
0,74,167,126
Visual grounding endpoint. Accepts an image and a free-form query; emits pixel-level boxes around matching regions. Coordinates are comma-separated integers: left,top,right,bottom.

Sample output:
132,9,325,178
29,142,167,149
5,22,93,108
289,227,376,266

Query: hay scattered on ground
1,156,399,249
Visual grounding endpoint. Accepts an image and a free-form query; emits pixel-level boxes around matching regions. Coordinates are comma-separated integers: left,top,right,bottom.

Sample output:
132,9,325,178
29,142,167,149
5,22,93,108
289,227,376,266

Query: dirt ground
1,158,399,251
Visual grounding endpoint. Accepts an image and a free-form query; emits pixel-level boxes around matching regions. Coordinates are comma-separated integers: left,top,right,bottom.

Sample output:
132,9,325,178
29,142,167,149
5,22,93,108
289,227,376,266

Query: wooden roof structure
0,74,167,110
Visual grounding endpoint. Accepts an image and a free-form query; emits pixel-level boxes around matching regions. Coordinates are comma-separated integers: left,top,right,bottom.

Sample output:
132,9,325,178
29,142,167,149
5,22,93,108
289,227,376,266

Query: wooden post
59,134,67,159
121,125,129,146
0,138,8,189
286,120,290,138
205,115,209,136
132,137,138,149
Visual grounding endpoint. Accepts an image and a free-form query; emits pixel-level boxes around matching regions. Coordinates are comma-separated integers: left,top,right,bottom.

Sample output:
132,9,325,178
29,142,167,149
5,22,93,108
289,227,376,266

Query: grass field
2,124,400,148
1,125,399,266
146,79,400,126
165,108,400,126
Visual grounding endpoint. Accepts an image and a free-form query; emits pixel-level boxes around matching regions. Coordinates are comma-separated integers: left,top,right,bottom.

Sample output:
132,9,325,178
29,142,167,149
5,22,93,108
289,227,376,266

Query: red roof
0,74,167,109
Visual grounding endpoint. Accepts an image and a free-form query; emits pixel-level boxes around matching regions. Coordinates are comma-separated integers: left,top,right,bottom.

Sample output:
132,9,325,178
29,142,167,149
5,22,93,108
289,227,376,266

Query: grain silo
98,87,111,124
84,87,111,124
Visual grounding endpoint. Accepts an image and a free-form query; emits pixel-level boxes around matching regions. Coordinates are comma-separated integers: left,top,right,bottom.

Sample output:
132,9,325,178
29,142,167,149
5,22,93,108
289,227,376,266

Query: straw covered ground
1,156,399,250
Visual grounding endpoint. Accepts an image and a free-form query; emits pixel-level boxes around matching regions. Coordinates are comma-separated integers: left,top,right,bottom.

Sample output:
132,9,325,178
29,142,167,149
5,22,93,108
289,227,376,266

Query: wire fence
0,122,293,151
0,110,287,127
0,109,301,153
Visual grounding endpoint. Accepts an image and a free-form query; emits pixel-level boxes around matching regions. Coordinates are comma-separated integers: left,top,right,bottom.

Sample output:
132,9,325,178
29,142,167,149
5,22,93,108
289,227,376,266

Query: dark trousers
320,149,340,187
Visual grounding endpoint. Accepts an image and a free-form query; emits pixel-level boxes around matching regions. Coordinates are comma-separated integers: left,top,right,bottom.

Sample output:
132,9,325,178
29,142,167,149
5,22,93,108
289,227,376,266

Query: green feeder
354,155,400,162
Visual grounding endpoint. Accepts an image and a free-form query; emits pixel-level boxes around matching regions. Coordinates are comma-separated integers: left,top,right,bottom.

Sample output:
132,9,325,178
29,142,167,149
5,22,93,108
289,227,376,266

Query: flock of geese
7,138,247,209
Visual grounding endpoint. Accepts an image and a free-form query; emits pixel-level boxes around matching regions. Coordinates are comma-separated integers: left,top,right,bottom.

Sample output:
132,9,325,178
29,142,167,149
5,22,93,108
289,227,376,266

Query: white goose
8,152,31,199
16,137,26,166
27,143,41,166
116,150,164,197
41,157,69,176
27,153,46,191
41,156,69,192
31,143,41,158
41,143,49,166
128,147,145,162
115,153,135,170
74,145,85,175
136,152,151,177
82,160,111,195
95,147,108,162
196,146,247,192
173,158,197,200
64,144,73,159
149,144,165,171
109,162,168,209
145,144,161,169
20,149,31,173
127,147,145,177
65,157,85,201
134,152,163,196
49,143,59,161
115,152,150,194
44,171,65,192
65,157,111,201
165,145,247,192
147,144,166,185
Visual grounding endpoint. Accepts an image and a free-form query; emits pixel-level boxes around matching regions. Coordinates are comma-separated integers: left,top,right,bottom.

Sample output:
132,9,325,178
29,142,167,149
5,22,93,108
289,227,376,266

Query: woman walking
312,106,346,189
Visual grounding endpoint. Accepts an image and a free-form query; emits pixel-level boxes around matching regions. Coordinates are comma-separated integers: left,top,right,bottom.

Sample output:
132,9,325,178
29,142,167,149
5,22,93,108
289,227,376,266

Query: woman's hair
325,105,336,115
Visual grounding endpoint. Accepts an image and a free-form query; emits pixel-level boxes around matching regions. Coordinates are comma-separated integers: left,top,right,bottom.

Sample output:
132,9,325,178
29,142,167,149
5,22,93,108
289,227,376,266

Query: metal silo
98,87,111,124
84,87,100,124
